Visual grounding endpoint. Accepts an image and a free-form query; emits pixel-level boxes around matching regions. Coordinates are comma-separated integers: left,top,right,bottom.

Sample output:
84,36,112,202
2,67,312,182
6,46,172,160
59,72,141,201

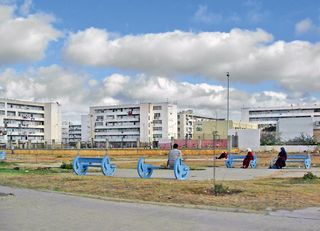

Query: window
153,106,162,110
153,120,162,124
153,127,162,131
154,113,161,119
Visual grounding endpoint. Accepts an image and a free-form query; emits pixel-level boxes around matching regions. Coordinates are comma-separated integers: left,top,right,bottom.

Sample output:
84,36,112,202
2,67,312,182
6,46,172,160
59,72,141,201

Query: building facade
193,120,258,140
241,105,320,129
177,110,216,139
0,98,61,147
61,121,70,144
241,105,320,141
81,115,90,143
68,124,81,144
89,102,177,148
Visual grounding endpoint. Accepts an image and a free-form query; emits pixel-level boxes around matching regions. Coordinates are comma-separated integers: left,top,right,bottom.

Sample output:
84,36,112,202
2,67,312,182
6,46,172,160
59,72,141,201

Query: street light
226,72,230,154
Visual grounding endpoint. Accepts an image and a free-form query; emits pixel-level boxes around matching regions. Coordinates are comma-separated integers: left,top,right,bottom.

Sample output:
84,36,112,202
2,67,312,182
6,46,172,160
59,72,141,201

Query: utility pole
226,72,230,154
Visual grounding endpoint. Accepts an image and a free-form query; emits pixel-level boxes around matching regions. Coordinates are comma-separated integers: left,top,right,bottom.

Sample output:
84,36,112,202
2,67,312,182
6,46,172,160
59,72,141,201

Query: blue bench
275,154,311,169
137,157,190,180
72,155,117,176
0,151,6,161
225,154,257,168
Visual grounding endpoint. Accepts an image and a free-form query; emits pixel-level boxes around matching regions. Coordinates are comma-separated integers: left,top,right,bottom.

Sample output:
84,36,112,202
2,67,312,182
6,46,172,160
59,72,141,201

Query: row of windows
249,109,320,115
95,128,139,133
94,108,139,113
3,119,44,127
250,115,311,121
7,103,44,111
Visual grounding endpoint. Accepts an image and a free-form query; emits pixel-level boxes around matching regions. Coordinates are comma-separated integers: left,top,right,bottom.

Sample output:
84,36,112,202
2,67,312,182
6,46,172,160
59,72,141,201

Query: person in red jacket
242,148,254,168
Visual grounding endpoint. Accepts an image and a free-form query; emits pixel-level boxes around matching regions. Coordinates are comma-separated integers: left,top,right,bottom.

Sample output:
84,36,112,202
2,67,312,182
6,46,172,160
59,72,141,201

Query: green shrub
60,162,73,169
213,184,229,196
303,172,318,180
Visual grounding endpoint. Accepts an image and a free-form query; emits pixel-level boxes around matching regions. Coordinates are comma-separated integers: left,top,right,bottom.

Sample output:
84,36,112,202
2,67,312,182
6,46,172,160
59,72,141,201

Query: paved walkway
0,186,319,231
100,167,320,181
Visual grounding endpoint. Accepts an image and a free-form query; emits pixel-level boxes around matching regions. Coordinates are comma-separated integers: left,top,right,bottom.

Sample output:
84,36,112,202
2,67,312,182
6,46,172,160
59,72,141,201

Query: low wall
260,145,319,153
7,148,239,157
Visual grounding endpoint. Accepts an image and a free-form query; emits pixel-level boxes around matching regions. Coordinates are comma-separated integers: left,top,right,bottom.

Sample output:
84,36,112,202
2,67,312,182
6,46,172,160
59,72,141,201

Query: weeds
303,172,318,180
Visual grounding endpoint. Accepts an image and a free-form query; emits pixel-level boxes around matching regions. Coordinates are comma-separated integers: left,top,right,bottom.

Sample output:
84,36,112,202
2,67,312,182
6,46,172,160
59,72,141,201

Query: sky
1,0,320,122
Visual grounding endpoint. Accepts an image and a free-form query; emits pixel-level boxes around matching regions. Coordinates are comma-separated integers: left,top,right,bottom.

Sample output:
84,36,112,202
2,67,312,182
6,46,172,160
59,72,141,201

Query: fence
159,139,227,150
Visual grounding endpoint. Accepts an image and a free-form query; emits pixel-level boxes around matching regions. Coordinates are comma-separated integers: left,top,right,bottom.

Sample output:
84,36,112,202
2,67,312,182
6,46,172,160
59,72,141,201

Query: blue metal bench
272,154,311,169
0,151,6,161
72,155,117,176
137,157,190,180
225,154,257,168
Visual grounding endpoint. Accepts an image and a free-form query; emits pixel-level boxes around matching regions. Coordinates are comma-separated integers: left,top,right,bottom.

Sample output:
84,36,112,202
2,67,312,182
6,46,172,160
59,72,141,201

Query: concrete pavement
0,185,319,231
103,167,320,181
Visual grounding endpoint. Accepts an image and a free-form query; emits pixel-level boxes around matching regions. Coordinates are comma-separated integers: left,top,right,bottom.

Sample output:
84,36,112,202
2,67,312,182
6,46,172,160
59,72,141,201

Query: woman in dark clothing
216,152,228,159
269,147,287,169
273,147,287,169
242,148,254,168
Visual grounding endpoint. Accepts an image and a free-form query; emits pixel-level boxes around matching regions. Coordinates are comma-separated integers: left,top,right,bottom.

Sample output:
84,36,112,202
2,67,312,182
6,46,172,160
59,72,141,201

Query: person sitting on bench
270,147,287,169
216,151,228,159
242,148,254,168
167,143,182,168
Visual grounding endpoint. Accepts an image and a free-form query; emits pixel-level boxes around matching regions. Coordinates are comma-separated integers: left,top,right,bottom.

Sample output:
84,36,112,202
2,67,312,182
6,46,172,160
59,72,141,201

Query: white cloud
0,4,61,64
0,66,318,121
295,18,313,35
63,28,320,93
19,0,33,16
193,5,222,24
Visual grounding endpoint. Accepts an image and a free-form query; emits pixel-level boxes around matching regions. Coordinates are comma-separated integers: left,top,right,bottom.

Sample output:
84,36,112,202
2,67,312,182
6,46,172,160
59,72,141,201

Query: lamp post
226,72,230,154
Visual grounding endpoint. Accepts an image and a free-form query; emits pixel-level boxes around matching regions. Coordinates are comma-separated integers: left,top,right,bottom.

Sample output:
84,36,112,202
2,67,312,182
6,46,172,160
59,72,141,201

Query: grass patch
0,166,72,175
0,170,319,211
0,162,16,167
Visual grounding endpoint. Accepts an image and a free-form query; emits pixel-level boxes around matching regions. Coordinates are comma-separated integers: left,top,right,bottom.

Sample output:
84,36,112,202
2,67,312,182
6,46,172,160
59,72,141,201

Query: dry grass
1,151,320,211
0,166,319,211
5,151,320,168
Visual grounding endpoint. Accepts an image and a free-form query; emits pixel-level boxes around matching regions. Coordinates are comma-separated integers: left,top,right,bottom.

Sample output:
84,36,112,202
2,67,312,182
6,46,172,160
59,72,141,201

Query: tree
286,133,317,145
260,132,282,145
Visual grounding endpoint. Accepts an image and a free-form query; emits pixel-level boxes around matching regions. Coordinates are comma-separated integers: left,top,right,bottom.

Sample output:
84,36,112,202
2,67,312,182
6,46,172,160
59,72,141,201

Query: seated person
167,143,182,168
270,147,287,169
216,151,228,159
242,148,254,168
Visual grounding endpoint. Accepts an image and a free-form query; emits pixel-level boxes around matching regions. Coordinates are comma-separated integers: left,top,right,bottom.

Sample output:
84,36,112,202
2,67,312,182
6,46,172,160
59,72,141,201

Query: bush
303,172,318,180
213,184,229,196
60,162,73,169
286,134,317,145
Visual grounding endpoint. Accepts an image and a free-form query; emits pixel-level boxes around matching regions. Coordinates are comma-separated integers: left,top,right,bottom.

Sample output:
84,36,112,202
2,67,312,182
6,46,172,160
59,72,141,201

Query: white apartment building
68,124,81,144
89,102,177,148
81,115,90,143
0,98,61,146
241,105,320,129
61,121,70,144
177,110,215,139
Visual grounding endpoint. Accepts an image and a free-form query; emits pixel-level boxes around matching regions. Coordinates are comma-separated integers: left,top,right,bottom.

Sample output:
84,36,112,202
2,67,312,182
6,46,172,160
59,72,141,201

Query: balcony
6,115,44,121
103,123,140,128
13,107,45,114
95,131,140,136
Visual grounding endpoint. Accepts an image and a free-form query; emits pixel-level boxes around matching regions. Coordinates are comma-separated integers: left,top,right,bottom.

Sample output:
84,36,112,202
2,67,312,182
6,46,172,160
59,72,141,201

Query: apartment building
68,124,81,144
61,121,70,144
177,110,216,139
0,98,61,146
81,114,90,143
241,105,320,129
89,102,177,147
241,105,320,142
193,120,258,140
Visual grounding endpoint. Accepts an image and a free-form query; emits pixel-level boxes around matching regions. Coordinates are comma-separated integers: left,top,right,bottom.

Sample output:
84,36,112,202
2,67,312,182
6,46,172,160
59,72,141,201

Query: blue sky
1,0,320,122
